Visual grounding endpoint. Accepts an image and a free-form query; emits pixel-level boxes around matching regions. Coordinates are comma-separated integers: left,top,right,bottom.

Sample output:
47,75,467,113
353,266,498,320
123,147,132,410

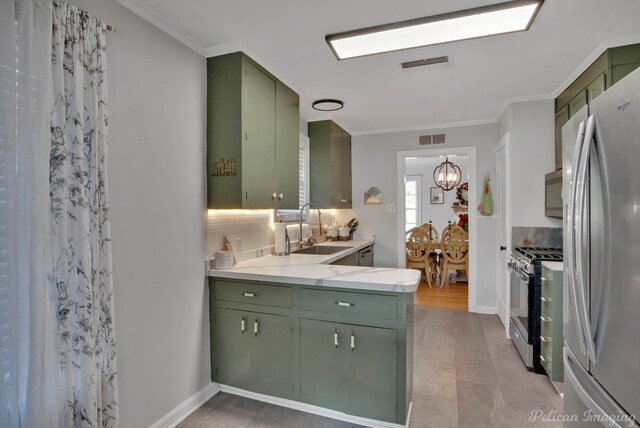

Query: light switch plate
235,238,243,252
386,204,396,213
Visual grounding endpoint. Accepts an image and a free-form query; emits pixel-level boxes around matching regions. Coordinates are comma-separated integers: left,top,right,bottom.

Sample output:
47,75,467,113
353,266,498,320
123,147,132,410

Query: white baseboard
220,384,412,428
150,382,220,428
470,305,497,314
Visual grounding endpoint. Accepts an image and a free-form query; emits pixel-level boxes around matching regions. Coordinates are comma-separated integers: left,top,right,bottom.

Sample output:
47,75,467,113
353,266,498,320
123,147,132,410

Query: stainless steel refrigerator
562,67,640,427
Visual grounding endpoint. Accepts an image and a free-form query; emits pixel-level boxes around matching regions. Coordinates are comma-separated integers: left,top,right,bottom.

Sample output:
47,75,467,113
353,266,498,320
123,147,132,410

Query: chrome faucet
299,202,322,248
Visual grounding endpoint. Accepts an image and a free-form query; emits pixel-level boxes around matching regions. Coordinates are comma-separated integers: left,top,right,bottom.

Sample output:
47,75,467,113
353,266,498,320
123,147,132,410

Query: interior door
496,137,510,330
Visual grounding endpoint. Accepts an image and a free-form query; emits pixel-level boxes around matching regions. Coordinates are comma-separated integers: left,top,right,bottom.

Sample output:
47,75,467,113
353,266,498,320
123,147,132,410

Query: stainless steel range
508,246,562,373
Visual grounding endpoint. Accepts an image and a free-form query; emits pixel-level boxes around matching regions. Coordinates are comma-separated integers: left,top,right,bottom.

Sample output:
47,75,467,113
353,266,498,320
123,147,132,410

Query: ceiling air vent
419,133,446,145
401,56,449,70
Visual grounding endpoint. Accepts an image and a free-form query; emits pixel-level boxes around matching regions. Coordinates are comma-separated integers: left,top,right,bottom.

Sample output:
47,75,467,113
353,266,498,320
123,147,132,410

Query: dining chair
418,223,440,284
439,225,469,288
405,228,436,287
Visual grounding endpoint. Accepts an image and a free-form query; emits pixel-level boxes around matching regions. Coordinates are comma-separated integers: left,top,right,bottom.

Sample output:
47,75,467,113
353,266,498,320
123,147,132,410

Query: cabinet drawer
541,296,553,317
214,280,292,308
300,288,397,320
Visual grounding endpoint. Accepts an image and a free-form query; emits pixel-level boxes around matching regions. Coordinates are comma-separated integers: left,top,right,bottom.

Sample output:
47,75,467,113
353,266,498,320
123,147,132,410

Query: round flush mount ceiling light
312,99,344,111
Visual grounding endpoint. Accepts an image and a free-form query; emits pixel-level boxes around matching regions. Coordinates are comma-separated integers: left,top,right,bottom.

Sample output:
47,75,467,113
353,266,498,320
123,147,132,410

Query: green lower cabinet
212,308,252,390
300,319,346,412
540,264,563,383
344,324,397,422
300,319,397,423
212,307,294,399
210,278,412,424
251,312,294,399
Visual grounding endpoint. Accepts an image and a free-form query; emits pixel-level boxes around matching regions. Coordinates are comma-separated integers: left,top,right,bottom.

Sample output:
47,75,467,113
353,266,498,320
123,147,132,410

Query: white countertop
206,240,420,293
542,261,564,271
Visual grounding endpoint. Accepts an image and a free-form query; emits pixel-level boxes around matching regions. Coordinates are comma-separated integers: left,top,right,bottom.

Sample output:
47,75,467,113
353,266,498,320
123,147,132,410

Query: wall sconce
364,187,383,204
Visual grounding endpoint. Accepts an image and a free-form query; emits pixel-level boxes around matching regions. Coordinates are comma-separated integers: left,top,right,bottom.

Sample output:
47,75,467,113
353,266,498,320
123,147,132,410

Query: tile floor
179,307,562,428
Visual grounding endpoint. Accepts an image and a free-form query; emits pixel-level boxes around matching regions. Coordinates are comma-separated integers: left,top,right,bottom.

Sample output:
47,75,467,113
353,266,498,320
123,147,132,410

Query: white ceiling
119,0,640,134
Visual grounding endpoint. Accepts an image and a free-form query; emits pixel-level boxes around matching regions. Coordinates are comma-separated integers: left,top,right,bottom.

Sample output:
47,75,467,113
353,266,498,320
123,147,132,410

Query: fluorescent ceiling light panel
326,0,543,60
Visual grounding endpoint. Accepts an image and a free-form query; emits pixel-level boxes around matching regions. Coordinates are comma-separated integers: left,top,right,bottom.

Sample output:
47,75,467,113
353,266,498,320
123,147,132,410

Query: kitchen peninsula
206,241,419,426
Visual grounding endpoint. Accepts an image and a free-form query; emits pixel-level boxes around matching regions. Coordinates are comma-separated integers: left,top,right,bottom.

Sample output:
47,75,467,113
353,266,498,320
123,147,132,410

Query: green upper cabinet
308,120,353,209
207,53,300,209
554,43,640,170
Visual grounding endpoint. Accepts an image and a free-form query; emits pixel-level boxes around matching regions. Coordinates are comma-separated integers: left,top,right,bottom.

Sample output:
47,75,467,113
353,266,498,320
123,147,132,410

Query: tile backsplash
511,226,563,249
206,208,373,262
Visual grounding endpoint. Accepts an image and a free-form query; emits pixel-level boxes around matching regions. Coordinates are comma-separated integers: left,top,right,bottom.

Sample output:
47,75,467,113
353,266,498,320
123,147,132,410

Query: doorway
496,134,511,334
397,147,478,312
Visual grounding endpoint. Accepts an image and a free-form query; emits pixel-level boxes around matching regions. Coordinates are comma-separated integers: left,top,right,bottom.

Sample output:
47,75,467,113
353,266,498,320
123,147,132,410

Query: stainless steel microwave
545,170,563,218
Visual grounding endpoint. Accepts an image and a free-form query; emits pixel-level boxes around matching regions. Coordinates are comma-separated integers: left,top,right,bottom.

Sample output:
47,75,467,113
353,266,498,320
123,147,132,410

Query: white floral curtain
0,1,60,427
50,3,119,427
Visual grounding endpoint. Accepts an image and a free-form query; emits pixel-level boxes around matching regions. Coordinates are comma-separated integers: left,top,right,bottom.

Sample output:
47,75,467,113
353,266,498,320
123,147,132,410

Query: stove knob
500,245,507,251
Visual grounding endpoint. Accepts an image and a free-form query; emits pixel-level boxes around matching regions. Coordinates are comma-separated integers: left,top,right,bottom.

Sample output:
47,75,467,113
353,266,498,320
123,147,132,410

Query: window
275,133,309,222
405,175,421,231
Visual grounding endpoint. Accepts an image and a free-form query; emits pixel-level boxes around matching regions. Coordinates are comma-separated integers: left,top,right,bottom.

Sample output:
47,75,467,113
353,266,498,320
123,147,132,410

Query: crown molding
116,0,206,55
205,41,304,98
350,117,496,136
494,93,554,122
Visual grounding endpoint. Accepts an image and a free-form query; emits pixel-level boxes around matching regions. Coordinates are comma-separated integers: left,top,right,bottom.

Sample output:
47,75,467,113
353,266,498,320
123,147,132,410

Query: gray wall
498,99,562,228
352,124,499,309
66,1,209,427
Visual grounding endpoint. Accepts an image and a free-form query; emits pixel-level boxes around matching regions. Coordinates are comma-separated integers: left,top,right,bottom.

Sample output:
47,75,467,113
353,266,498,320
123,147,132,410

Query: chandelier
433,157,462,191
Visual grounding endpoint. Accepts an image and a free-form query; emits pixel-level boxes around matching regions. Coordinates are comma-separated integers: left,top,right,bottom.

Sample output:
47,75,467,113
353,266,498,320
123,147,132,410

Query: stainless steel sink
292,245,352,255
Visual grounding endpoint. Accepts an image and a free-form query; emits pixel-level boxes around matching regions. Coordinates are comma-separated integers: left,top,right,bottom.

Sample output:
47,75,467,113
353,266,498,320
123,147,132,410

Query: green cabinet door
275,81,300,209
568,90,587,118
345,325,397,422
341,132,352,208
300,319,398,423
242,61,276,208
213,308,252,390
308,120,353,209
300,319,346,412
329,123,343,207
554,106,569,171
587,72,606,103
251,312,294,399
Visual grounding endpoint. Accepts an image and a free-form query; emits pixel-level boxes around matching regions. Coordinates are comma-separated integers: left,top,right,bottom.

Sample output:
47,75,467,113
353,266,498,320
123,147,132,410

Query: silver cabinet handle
541,316,552,322
336,301,355,307
541,277,548,283
350,333,355,351
254,319,259,336
241,317,246,334
242,292,258,297
278,193,283,200
540,355,551,363
271,192,277,200
541,297,552,303
334,330,339,348
540,336,552,343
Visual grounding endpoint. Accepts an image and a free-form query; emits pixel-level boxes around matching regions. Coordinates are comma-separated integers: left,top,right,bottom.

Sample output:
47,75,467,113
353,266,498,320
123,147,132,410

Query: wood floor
414,279,469,311
179,308,562,428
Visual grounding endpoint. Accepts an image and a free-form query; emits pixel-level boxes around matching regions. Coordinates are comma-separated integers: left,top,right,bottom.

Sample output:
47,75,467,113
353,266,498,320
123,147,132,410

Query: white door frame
496,133,511,335
396,147,478,312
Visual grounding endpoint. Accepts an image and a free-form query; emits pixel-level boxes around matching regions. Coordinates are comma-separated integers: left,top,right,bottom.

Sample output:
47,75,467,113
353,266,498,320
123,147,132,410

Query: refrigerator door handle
568,120,588,358
575,115,598,364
